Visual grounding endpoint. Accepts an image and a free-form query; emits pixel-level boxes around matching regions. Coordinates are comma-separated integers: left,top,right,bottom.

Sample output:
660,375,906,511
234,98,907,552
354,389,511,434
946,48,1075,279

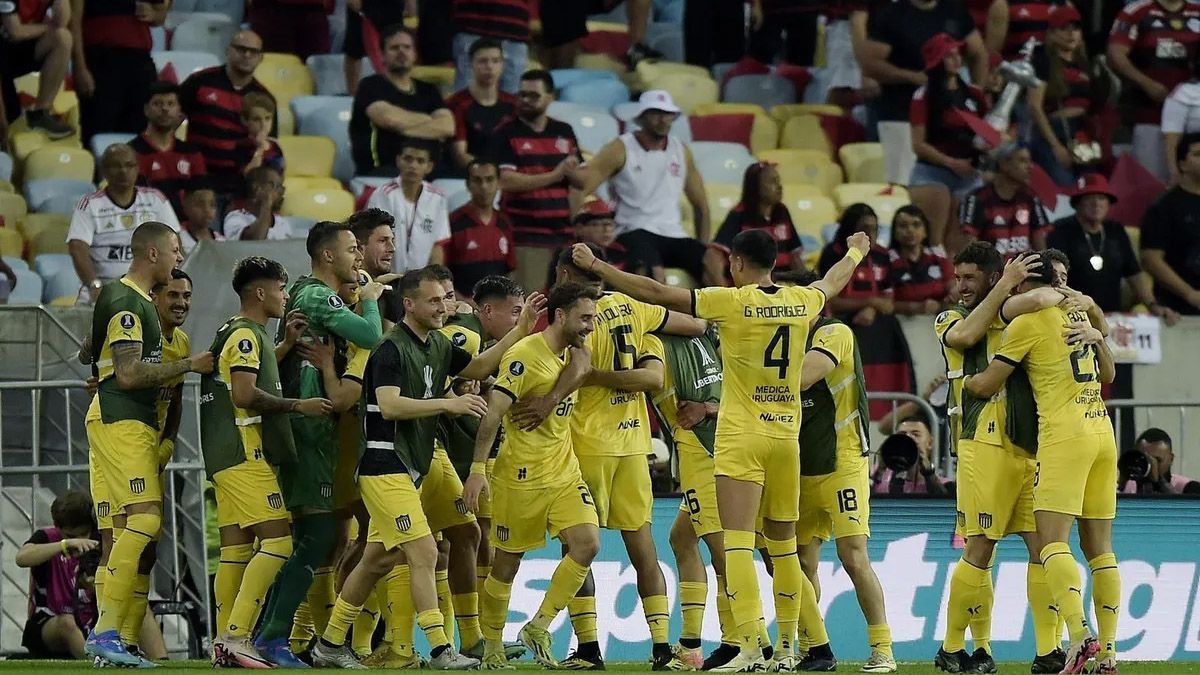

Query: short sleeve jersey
995,307,1110,446
691,284,825,440
156,328,190,432
222,210,296,241
66,188,181,282
959,184,1051,256
218,325,267,460
1110,0,1200,124
492,333,581,489
798,320,870,476
572,292,668,457
86,277,163,427
935,304,1006,447
334,342,370,460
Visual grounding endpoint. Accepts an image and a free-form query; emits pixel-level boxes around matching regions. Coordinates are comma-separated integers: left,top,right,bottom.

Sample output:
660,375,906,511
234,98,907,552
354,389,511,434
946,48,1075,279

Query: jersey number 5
610,325,636,371
763,326,791,378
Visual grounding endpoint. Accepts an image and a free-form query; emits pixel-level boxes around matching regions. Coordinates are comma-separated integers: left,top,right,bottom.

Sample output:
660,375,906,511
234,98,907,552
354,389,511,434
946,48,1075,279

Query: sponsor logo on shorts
267,493,283,510
96,501,110,518
396,514,412,532
978,512,993,529
497,525,509,542
320,483,333,499
454,498,468,515
130,477,146,494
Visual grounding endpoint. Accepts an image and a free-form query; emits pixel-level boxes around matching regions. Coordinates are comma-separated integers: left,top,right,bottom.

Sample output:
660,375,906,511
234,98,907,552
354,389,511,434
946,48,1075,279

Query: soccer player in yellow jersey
463,282,602,670
966,251,1119,675
571,229,869,671
83,222,214,668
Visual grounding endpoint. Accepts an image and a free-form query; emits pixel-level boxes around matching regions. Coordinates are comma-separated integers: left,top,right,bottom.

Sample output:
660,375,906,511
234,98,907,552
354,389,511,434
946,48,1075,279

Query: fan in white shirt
365,141,450,272
222,166,295,241
66,145,181,304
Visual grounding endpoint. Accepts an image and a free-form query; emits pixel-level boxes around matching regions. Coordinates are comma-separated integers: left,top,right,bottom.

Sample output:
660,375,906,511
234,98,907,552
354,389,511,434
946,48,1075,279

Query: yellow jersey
156,327,191,431
935,305,1005,446
492,333,581,489
85,277,162,424
217,326,267,461
995,307,1110,446
802,321,870,461
691,284,825,440
336,342,371,455
572,292,667,457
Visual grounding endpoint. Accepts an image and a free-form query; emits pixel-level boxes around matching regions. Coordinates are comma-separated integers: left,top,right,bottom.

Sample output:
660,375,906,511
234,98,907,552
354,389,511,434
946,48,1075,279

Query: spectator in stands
989,0,1051,60
870,415,949,495
233,92,285,178
66,144,180,304
178,183,221,254
547,199,647,290
827,0,871,106
747,0,818,67
0,256,16,299
490,69,584,294
537,0,663,70
909,33,988,249
350,24,453,177
247,0,331,61
575,90,713,285
1141,132,1200,315
0,0,75,138
451,0,530,93
442,159,516,297
1108,0,1200,182
69,0,165,143
1119,428,1198,494
222,166,294,241
1162,47,1200,185
683,0,746,68
888,205,955,314
819,203,895,326
862,0,986,186
704,161,804,286
446,38,517,171
346,207,403,325
1047,173,1178,321
130,81,207,215
958,142,1050,255
366,138,450,271
15,490,98,659
1027,4,1109,186
341,0,406,96
179,31,274,210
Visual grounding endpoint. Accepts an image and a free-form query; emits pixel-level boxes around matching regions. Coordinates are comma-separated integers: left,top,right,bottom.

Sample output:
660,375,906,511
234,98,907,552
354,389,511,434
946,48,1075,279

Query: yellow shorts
332,415,362,511
87,418,162,515
475,458,496,521
956,439,1035,539
578,453,652,531
1034,432,1118,520
715,435,799,522
797,455,872,543
676,432,720,538
90,448,115,531
420,448,476,534
361,472,433,550
213,459,290,529
490,477,598,553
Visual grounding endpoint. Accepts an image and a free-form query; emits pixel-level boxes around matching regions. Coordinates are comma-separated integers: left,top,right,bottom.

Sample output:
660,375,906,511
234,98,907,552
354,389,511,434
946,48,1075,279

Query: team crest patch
238,338,254,354
508,361,525,376
96,501,110,518
328,294,345,310
267,493,283,510
396,514,412,532
496,525,509,542
320,483,333,499
119,313,136,330
978,513,993,529
130,477,146,495
936,311,950,325
451,332,467,347
454,498,468,515
956,510,965,528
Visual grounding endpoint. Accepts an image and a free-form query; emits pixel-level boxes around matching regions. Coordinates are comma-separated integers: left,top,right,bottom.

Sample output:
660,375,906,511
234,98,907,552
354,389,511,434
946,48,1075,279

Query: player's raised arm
571,243,693,315
463,388,513,513
946,254,1041,349
811,231,871,300
459,292,547,381
585,354,664,392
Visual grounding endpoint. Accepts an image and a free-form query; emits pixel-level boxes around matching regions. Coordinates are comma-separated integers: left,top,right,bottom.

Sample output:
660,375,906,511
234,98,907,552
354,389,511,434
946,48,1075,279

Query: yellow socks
416,608,450,650
643,594,670,645
1088,553,1120,659
215,543,253,638
322,595,363,647
453,592,483,648
798,572,828,648
724,530,763,647
290,602,315,652
436,569,455,646
765,537,800,653
119,573,150,645
308,566,336,636
715,575,735,644
532,556,590,630
1040,542,1089,643
1027,563,1060,657
867,624,894,660
943,558,987,653
388,565,416,657
481,576,512,647
352,591,381,656
569,596,599,643
95,513,159,634
227,535,292,637
679,581,707,642
972,566,993,654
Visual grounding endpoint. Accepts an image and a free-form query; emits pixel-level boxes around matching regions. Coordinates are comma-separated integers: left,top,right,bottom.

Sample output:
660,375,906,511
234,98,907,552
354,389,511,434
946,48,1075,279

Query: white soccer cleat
709,647,769,673
311,640,367,669
429,647,481,670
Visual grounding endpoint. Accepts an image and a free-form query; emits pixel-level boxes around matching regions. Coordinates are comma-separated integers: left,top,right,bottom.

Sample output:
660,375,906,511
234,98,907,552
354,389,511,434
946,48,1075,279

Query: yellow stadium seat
573,52,627,75
18,213,70,242
282,187,354,222
769,103,843,125
277,135,335,178
781,182,828,200
29,228,67,257
0,192,29,228
839,143,885,183
256,53,315,99
49,295,76,306
8,129,81,164
693,102,769,118
634,60,711,87
276,105,296,137
664,268,697,289
0,179,13,193
413,65,456,95
24,146,95,183
586,20,627,34
789,194,838,240
692,104,778,153
706,183,743,232
678,195,696,238
0,228,23,257
285,176,344,192
832,183,909,209
779,114,832,154
758,150,842,193
658,74,719,115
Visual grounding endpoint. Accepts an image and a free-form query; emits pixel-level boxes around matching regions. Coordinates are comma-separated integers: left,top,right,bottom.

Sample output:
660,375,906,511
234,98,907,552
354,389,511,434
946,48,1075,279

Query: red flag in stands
1107,153,1165,228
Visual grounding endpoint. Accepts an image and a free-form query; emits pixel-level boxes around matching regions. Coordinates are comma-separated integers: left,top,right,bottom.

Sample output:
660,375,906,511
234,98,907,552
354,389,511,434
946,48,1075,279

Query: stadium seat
839,143,885,183
306,54,349,96
195,0,243,24
691,141,754,166
24,179,94,213
284,176,343,193
832,183,910,209
8,130,81,164
432,178,466,197
89,133,137,159
9,269,43,304
29,228,69,257
42,265,81,302
572,52,627,76
412,66,455,94
287,216,318,237
32,252,72,278
560,79,631,110
758,149,842,192
17,213,69,243
647,25,683,62
550,68,619,89
0,180,12,193
152,50,220,81
0,152,12,182
291,95,352,123
655,73,719,115
690,143,753,185
781,182,828,200
0,228,23,257
691,112,778,154
723,74,797,109
257,53,316,101
663,268,696,289
547,102,620,154
24,147,95,183
282,187,355,222
788,194,838,241
769,103,843,124
276,136,335,178
633,60,709,86
0,192,29,227
706,183,742,232
293,98,354,183
779,114,832,154
170,15,237,58
3,255,27,271
164,10,231,30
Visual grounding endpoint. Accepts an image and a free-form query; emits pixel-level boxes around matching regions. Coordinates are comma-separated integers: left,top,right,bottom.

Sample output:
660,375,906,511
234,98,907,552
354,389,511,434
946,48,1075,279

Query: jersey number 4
763,326,791,378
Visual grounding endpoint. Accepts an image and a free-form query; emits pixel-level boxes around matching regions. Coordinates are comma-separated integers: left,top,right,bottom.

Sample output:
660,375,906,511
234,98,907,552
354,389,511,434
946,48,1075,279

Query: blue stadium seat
293,97,354,183
90,133,136,159
24,179,95,214
646,24,683,61
711,62,736,84
291,95,352,124
151,26,167,51
288,216,318,237
432,179,466,197
43,266,81,302
164,10,231,30
170,16,237,58
723,74,798,109
546,102,620,154
307,54,348,96
0,152,11,182
550,68,619,90
653,0,684,23
3,255,28,271
33,252,72,279
167,0,198,12
560,79,631,110
9,269,44,305
151,50,220,80
589,2,627,23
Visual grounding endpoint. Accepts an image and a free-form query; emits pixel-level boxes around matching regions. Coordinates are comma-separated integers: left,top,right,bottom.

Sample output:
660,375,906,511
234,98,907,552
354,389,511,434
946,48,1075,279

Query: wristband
60,539,68,555
846,248,865,264
470,461,487,477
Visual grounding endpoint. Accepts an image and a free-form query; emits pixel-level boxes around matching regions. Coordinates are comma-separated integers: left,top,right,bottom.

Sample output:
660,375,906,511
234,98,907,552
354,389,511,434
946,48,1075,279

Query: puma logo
848,516,861,524
1069,587,1082,595
776,592,797,600
967,605,982,616
726,591,737,600
105,567,117,576
1102,604,1119,613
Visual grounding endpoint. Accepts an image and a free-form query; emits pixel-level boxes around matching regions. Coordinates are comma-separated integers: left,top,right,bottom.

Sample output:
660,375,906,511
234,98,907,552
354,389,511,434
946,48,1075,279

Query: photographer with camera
872,416,950,495
1119,428,1198,495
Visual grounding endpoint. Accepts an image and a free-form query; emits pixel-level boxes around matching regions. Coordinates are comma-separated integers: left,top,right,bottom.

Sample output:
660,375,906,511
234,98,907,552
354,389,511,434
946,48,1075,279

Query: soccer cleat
560,650,606,670
125,644,160,669
25,109,74,140
934,647,971,673
861,650,896,673
481,651,516,670
360,649,423,669
86,630,142,668
429,646,481,670
503,640,528,660
655,648,699,671
311,640,367,669
1094,656,1117,674
676,644,704,670
1030,648,1066,674
255,636,311,668
1060,636,1099,674
703,643,741,671
969,648,995,674
797,651,838,671
708,648,768,672
519,622,559,668
215,636,274,669
767,653,796,672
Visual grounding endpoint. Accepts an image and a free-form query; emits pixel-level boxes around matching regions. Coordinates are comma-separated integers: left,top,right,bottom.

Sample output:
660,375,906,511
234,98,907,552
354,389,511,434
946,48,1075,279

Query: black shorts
21,609,77,658
616,229,708,284
539,0,613,48
1,39,39,123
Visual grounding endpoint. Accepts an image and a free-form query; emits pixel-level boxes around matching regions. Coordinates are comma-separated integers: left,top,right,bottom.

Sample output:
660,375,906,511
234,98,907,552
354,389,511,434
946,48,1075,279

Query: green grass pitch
0,662,1198,673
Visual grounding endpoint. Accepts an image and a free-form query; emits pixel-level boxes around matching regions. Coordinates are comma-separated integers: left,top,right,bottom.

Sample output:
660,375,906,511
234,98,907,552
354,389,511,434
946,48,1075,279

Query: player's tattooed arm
111,343,212,390
230,370,333,416
585,356,663,392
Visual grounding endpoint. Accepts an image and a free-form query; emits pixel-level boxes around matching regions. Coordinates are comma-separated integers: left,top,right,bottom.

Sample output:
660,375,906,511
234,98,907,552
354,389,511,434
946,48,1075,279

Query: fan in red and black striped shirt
130,81,207,215
959,144,1051,256
445,38,518,171
886,205,954,314
441,160,517,298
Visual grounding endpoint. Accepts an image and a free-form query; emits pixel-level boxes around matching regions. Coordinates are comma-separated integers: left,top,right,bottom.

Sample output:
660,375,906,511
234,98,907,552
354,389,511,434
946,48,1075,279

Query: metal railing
1106,399,1198,452
868,391,943,472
